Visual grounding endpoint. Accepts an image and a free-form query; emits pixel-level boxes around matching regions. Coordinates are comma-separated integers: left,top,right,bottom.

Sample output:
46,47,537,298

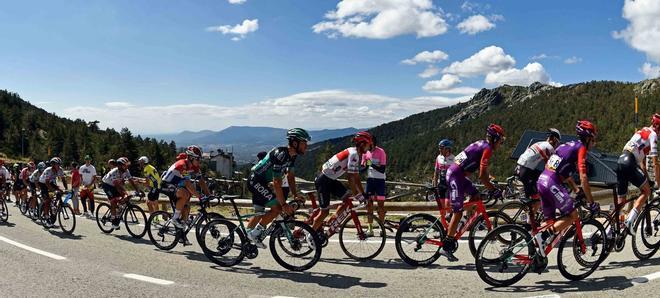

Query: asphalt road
0,203,659,298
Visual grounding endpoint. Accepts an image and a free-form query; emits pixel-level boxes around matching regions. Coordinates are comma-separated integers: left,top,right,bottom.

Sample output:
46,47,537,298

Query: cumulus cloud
105,102,134,108
641,62,660,78
457,15,496,35
564,56,582,64
418,65,440,78
62,90,469,133
443,45,516,77
206,19,259,41
613,0,660,63
422,74,462,92
461,1,491,13
312,0,448,39
228,0,246,4
484,62,551,86
402,50,449,65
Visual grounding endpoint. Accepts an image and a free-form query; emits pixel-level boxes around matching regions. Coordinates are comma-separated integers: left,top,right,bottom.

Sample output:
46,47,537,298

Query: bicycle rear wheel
632,204,660,260
0,199,8,222
124,205,147,238
557,218,607,281
147,211,179,250
394,213,444,266
476,224,533,287
339,211,386,261
19,198,28,215
269,220,321,272
58,204,76,234
199,218,245,267
468,211,512,259
95,203,114,234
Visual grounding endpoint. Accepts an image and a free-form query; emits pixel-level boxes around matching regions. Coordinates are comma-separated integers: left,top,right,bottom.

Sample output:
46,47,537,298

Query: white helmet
138,156,149,164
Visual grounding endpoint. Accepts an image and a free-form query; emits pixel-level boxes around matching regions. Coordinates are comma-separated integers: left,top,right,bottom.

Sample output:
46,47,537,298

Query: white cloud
402,50,449,65
531,53,549,60
312,0,448,39
457,15,496,35
105,102,134,108
443,45,516,77
460,1,491,13
228,0,247,4
484,62,551,86
422,74,462,92
418,65,440,78
613,0,660,63
641,62,660,78
206,19,259,41
564,56,582,64
62,90,469,133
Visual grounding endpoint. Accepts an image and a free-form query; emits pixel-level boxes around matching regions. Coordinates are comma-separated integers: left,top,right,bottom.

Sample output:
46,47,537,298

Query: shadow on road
112,234,152,245
0,221,16,227
485,275,634,294
319,257,441,270
597,257,660,271
47,229,85,240
213,266,387,289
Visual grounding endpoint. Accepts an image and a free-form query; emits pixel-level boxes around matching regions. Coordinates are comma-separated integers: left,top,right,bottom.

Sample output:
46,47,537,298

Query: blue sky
0,0,657,134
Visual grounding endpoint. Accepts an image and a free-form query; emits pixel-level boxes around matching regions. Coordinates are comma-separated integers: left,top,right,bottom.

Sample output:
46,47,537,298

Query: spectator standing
71,162,82,215
79,155,98,218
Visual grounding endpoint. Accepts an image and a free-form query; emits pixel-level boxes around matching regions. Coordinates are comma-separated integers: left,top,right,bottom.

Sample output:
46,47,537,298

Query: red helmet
576,120,597,138
176,153,188,160
186,145,202,158
353,131,373,146
486,124,505,140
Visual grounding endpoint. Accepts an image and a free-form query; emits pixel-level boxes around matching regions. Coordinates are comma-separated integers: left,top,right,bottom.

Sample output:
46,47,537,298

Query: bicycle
147,195,224,250
475,194,607,287
482,175,525,208
395,186,512,266
199,194,322,272
0,188,9,223
37,190,76,234
24,191,43,220
95,192,147,238
298,189,386,261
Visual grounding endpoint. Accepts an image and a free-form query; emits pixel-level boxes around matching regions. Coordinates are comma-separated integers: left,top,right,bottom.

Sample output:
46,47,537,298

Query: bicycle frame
303,192,365,239
422,199,494,247
223,196,296,244
509,217,585,265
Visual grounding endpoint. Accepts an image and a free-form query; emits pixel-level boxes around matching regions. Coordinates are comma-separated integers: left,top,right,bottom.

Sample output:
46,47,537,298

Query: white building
204,149,235,178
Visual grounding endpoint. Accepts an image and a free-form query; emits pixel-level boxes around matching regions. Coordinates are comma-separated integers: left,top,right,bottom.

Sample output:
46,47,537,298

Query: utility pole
634,95,639,129
21,128,25,158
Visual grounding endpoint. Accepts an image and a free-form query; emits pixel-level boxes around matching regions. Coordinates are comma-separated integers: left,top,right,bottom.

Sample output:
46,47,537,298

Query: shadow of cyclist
485,275,634,294
319,257,440,270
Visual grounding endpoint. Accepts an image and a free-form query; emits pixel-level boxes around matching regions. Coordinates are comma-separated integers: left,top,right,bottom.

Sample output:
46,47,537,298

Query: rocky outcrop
634,78,660,96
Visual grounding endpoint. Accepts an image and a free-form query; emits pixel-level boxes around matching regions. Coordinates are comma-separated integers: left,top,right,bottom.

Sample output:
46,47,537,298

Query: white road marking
0,235,66,260
631,271,660,285
329,239,471,244
524,295,560,298
122,273,174,285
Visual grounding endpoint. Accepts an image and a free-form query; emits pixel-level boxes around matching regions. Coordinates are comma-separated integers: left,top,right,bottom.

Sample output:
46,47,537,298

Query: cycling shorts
13,180,26,191
365,178,386,201
101,183,121,199
516,165,542,199
247,174,278,211
446,164,478,213
38,182,57,200
537,172,575,221
616,151,647,196
314,174,349,209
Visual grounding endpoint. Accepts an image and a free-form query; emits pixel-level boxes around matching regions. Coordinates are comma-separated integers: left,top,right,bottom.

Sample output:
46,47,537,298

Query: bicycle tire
58,204,76,234
338,211,386,261
632,204,660,260
557,218,607,281
147,211,179,250
199,218,246,267
124,205,147,238
394,213,444,266
95,203,114,234
475,224,533,287
468,211,512,259
269,220,321,272
194,212,224,245
19,199,28,215
0,199,8,222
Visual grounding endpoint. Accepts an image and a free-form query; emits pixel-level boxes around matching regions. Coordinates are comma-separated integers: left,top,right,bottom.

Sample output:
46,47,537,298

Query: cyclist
100,157,143,230
311,131,372,233
246,128,310,248
535,121,600,257
29,162,45,210
0,160,9,203
615,113,660,234
17,162,34,209
442,124,505,262
515,128,561,227
161,146,210,230
79,155,97,217
11,163,21,205
363,136,387,237
38,157,68,228
433,139,455,206
138,156,162,216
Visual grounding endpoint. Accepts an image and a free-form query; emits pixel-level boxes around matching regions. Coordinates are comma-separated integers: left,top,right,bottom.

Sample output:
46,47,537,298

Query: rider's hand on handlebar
588,201,601,215
355,193,367,204
282,203,294,216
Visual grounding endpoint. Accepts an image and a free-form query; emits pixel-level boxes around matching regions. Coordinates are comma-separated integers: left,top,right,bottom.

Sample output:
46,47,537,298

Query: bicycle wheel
199,218,246,267
124,205,147,238
338,211,386,261
632,204,660,260
58,204,76,234
147,211,179,250
0,199,8,222
27,196,40,220
95,203,114,234
475,224,533,287
557,218,607,281
468,211,512,258
269,220,321,272
194,212,224,244
394,213,444,266
19,198,28,215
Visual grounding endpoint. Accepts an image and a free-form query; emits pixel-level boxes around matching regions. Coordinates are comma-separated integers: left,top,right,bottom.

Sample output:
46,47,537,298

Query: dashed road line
122,273,174,285
0,235,66,260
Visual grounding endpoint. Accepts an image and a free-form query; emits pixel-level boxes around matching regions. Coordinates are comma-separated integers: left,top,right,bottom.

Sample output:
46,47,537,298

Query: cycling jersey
143,164,161,189
622,127,658,164
19,167,32,181
543,140,588,179
38,167,65,184
453,140,493,173
435,154,455,173
517,141,555,170
251,147,296,181
101,168,132,186
363,146,387,180
321,147,361,180
161,159,200,186
0,166,9,180
29,170,42,183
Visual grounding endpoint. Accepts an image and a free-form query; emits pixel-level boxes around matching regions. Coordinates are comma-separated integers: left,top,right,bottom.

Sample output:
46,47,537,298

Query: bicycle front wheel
269,220,321,272
95,203,114,234
19,199,28,215
468,211,512,258
475,224,533,287
0,199,8,222
557,218,607,281
394,213,444,266
58,204,76,234
147,211,178,250
199,218,246,267
194,212,224,244
632,204,660,260
124,205,147,238
338,211,386,261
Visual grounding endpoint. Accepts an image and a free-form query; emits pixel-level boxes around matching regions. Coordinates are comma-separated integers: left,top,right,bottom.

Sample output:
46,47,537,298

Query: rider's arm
347,172,365,195
653,156,660,188
198,178,210,197
577,146,594,203
286,171,298,198
183,180,200,198
478,148,496,190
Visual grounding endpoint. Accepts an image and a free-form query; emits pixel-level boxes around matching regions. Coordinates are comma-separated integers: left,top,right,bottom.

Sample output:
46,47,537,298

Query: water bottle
63,192,72,205
520,211,528,224
457,216,467,231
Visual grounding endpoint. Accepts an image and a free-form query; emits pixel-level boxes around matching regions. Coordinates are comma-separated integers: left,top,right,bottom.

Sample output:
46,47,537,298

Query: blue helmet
438,139,453,148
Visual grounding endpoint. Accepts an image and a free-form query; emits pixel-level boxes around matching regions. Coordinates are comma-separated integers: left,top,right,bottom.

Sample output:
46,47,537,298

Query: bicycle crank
245,244,259,259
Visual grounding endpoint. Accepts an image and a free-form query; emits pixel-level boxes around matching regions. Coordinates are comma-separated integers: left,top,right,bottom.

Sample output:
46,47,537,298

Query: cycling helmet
138,156,149,164
353,131,373,146
186,145,202,158
547,128,561,139
287,128,311,142
256,151,267,161
37,162,46,170
486,124,505,141
50,157,62,165
12,163,18,169
116,157,130,166
108,159,116,164
576,120,597,138
28,161,35,169
438,139,453,148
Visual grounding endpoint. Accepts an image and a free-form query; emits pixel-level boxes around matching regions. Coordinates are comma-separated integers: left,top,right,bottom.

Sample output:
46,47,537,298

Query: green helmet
287,128,311,142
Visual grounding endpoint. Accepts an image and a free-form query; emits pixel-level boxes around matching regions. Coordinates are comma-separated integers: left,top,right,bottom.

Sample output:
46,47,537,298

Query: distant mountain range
150,126,361,164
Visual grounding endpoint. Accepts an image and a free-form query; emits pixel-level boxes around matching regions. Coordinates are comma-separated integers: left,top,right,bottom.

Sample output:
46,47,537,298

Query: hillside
0,90,177,173
295,80,660,182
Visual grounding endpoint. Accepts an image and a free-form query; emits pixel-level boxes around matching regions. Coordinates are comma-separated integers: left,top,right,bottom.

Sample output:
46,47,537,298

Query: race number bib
546,154,562,171
454,151,467,165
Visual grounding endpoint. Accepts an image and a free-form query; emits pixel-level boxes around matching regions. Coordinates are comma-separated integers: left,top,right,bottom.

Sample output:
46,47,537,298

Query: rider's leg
258,203,281,226
626,182,650,227
172,188,189,220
